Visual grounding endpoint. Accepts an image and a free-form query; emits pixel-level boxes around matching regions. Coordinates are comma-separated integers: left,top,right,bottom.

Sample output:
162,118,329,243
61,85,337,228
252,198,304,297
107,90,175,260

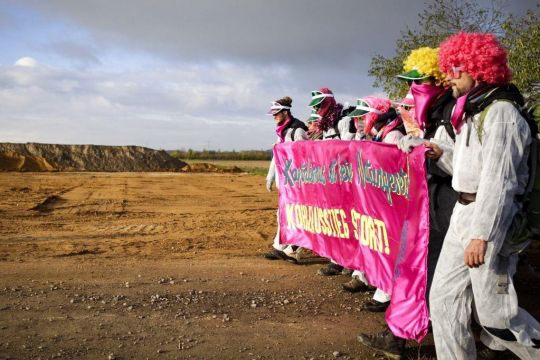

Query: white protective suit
429,101,540,359
352,128,405,303
323,116,356,140
266,125,308,254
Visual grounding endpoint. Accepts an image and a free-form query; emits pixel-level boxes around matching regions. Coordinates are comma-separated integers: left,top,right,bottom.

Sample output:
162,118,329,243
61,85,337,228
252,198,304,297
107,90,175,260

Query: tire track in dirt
95,223,167,235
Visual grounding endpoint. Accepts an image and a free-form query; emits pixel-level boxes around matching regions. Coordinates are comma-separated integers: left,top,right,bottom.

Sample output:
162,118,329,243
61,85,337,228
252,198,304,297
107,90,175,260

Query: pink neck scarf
410,82,445,130
450,92,469,134
380,117,403,140
275,114,293,142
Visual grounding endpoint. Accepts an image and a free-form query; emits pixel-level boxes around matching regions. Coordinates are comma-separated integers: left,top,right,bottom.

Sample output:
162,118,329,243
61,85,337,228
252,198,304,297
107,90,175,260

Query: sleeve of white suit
382,130,404,145
266,156,276,191
338,117,356,140
293,128,308,141
468,102,531,242
430,126,455,175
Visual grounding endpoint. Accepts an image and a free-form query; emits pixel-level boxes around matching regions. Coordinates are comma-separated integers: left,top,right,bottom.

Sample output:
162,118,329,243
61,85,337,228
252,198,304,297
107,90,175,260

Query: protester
343,96,405,313
264,96,308,263
310,87,356,141
426,32,540,360
394,91,420,137
309,87,357,276
349,96,405,143
306,110,323,140
357,46,458,360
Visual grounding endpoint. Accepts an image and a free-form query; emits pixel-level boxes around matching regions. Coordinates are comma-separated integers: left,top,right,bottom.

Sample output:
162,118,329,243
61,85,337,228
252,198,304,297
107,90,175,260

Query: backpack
478,100,540,254
523,101,540,237
286,118,309,141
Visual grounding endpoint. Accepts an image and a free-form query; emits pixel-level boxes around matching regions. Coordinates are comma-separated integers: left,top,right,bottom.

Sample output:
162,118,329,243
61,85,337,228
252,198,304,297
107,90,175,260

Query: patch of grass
183,160,269,176
239,167,268,176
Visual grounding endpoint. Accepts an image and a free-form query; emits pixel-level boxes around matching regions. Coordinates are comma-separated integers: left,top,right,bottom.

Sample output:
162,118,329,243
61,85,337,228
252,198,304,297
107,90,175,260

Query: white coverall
429,101,540,359
323,116,356,140
352,128,405,303
266,126,308,254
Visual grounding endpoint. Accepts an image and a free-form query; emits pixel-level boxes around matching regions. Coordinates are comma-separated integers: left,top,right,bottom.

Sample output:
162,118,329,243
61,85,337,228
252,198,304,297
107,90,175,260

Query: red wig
438,32,511,85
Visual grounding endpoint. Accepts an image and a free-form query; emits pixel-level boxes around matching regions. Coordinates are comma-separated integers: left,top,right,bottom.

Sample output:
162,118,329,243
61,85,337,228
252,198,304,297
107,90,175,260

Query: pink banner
274,140,430,341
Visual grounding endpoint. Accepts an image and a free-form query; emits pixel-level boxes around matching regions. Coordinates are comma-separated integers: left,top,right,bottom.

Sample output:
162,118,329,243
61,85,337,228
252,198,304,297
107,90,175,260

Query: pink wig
438,32,511,85
362,96,392,135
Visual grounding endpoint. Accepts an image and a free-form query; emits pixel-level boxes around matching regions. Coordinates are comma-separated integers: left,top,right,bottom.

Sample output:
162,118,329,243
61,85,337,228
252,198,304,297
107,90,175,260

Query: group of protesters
263,31,540,360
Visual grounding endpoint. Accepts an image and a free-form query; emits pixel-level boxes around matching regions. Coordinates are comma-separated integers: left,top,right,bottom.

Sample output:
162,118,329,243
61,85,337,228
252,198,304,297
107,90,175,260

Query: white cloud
0,59,305,149
14,56,38,67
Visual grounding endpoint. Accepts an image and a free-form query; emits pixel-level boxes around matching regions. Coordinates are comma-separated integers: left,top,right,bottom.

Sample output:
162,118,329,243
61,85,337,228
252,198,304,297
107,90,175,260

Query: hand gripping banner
274,140,430,341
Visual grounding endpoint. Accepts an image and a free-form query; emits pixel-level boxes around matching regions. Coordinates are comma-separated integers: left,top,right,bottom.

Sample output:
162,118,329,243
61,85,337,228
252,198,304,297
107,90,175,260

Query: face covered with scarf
409,80,445,130
358,96,392,136
310,88,343,132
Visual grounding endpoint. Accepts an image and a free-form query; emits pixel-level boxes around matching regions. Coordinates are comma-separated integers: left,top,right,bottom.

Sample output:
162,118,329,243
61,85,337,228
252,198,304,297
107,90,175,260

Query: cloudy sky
0,0,534,150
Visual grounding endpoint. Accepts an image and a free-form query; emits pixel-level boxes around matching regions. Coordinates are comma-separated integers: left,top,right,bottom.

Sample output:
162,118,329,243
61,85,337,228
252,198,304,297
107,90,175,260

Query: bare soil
0,172,538,360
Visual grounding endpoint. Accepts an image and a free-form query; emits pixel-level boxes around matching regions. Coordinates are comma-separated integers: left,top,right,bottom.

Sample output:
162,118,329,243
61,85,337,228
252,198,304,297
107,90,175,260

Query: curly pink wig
361,96,392,135
438,32,511,85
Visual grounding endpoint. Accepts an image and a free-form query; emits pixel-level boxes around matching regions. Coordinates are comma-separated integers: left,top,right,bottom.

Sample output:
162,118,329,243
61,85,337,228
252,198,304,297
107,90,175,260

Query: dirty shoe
263,249,297,263
357,327,405,360
341,277,376,293
361,299,390,312
317,263,343,276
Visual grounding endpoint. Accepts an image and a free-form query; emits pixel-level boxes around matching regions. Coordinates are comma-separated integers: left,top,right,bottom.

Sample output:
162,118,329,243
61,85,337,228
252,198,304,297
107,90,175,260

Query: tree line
169,149,272,161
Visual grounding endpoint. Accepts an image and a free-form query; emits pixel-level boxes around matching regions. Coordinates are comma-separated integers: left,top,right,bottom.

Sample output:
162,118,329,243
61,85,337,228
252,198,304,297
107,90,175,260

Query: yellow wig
403,47,445,83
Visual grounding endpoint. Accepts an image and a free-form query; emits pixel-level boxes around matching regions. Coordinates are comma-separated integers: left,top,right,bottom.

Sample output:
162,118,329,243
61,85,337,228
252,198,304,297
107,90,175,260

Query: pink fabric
379,117,402,140
361,96,392,135
316,87,343,132
410,82,445,129
274,140,430,341
315,87,336,118
275,114,293,142
399,107,422,137
450,92,469,134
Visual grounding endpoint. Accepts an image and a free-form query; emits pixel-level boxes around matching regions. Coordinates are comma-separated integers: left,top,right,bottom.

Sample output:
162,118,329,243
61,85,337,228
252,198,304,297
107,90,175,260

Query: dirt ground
0,172,539,360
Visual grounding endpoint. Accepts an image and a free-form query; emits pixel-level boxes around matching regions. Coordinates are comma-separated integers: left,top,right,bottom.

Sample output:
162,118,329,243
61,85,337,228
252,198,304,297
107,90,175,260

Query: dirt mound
181,162,242,173
30,195,64,212
0,143,186,172
0,151,56,172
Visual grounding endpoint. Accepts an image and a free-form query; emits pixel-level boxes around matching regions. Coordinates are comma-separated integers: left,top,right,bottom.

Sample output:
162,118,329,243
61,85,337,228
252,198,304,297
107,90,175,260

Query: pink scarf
275,114,293,142
380,117,403,140
410,82,445,130
450,92,469,134
316,88,343,132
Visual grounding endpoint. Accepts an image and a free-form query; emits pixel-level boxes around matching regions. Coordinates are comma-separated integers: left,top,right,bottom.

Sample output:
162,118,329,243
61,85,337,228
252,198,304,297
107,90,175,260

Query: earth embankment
0,143,186,172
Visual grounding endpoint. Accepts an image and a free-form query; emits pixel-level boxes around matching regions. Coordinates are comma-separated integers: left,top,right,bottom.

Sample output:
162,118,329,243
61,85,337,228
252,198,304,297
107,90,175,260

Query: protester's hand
266,178,273,192
424,141,443,160
397,135,424,153
464,239,488,268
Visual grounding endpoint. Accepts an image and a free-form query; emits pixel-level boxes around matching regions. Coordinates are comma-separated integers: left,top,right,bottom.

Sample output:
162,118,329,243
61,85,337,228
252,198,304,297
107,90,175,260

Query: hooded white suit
429,101,540,359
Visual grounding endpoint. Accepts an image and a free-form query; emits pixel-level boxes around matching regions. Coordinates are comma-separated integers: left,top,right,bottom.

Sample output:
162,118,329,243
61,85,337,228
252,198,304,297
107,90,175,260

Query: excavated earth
0,143,187,172
0,172,539,360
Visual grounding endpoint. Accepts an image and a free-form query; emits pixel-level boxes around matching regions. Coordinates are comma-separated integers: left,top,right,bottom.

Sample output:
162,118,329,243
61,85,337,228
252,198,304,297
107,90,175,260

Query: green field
184,159,270,176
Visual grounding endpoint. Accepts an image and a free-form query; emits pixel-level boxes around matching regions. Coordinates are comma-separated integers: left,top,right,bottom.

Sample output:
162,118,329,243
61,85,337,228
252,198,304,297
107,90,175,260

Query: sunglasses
448,66,463,80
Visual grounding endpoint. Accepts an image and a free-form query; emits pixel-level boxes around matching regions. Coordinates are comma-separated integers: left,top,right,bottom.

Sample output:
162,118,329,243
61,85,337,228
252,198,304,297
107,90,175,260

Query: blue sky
0,0,535,150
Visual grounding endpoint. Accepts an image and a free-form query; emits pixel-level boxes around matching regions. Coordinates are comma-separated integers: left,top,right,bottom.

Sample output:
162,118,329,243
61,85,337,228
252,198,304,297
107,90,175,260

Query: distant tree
369,0,507,99
168,149,272,161
501,5,540,97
